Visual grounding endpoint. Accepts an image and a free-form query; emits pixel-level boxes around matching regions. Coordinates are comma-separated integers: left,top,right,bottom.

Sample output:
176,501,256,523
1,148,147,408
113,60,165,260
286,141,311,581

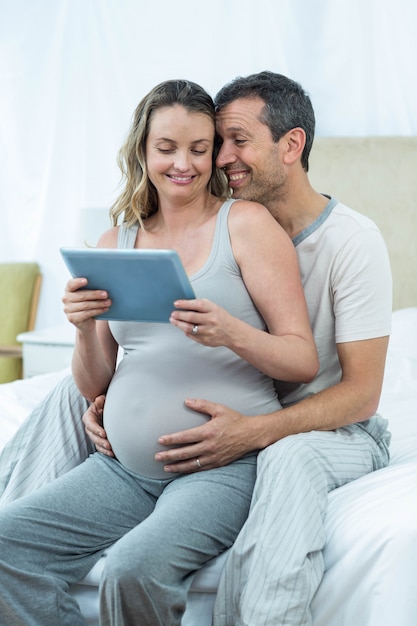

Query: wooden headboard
308,137,417,310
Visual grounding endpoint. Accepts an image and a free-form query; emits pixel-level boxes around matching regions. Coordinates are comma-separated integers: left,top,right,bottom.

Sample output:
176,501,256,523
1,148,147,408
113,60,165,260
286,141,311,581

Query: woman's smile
168,174,196,184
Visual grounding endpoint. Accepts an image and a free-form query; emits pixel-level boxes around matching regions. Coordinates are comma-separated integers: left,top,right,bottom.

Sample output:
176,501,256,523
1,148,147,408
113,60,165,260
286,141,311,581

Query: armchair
0,262,42,383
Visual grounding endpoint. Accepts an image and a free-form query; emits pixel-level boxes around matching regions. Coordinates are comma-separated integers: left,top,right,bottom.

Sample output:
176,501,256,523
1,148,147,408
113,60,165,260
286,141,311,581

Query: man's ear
282,128,306,165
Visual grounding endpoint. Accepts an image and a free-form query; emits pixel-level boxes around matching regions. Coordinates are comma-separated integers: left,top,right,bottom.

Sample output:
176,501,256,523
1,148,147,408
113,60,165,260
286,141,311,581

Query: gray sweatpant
0,450,257,625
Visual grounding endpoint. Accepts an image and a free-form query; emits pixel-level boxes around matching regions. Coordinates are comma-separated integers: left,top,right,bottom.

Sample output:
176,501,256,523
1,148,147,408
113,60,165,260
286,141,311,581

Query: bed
0,307,416,624
1,136,417,624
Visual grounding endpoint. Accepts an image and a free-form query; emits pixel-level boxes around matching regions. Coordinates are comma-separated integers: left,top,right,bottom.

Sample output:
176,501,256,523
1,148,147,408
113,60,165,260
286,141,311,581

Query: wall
309,137,417,310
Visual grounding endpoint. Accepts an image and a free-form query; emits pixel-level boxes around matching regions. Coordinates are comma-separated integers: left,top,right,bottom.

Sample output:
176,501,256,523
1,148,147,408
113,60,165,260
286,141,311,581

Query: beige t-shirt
276,197,392,424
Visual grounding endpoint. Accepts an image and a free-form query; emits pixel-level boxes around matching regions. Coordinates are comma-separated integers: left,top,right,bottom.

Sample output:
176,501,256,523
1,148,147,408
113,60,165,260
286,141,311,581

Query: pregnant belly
103,348,279,479
103,364,211,479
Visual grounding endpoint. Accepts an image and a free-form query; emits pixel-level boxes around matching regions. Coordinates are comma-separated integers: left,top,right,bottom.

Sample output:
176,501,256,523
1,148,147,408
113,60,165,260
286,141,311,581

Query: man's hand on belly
155,399,256,473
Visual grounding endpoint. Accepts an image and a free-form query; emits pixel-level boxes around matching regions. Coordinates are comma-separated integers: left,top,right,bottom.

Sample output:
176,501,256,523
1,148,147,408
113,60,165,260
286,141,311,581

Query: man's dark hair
215,71,315,171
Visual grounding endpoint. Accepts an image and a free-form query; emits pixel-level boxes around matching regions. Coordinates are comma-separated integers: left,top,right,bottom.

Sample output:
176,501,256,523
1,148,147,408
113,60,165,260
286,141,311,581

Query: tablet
60,248,195,322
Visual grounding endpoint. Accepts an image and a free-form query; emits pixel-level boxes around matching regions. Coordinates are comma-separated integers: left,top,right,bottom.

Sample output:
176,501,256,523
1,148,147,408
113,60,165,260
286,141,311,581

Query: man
0,71,392,624
210,72,392,624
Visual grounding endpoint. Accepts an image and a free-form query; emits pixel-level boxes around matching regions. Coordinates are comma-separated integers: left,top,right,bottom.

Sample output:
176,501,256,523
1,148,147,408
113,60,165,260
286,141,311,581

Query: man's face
215,96,286,209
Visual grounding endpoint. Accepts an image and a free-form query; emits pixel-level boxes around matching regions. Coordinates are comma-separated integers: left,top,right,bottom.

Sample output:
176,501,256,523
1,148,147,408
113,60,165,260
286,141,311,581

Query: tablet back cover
60,248,195,322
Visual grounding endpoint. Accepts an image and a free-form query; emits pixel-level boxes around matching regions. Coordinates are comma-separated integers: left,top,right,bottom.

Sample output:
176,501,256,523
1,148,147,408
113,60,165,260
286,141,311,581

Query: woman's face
146,104,215,203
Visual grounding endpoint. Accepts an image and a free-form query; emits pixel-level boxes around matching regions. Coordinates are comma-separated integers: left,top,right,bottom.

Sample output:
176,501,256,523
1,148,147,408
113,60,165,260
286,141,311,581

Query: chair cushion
0,263,40,344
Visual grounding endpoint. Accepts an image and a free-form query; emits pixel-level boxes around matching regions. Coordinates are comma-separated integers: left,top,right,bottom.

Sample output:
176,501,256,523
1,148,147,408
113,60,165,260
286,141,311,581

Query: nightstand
17,325,76,378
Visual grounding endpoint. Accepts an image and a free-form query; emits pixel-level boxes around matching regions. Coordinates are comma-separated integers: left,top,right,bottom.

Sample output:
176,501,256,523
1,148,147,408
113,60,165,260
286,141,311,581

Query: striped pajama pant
213,422,390,626
0,375,92,506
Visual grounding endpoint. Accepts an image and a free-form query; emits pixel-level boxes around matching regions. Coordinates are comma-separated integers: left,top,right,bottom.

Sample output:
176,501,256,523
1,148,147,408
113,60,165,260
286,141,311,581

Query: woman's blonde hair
110,79,229,228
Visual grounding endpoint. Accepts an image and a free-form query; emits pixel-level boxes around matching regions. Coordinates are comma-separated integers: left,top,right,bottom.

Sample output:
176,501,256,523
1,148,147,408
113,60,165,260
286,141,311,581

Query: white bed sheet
1,308,416,625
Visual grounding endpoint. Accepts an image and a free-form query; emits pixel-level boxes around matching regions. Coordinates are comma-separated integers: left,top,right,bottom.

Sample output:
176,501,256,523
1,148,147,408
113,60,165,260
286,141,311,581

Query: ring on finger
195,458,202,469
192,325,199,335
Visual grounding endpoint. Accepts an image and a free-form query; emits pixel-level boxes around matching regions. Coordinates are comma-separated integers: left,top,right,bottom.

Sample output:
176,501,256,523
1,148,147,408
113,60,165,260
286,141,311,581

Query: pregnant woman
0,79,317,625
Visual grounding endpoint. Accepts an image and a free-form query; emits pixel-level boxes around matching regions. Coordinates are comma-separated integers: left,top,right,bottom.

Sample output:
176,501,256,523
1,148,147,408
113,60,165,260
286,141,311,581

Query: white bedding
1,307,416,625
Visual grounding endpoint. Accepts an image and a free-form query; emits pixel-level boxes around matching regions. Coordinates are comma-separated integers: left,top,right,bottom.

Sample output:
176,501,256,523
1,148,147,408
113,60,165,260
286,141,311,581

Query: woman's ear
282,128,306,165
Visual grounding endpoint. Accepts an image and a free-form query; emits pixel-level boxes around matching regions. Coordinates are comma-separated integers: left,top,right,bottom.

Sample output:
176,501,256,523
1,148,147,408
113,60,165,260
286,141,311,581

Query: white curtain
1,0,416,328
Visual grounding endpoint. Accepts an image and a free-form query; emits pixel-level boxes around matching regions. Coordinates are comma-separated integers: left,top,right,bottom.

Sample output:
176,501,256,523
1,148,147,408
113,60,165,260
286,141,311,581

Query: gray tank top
103,199,281,479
